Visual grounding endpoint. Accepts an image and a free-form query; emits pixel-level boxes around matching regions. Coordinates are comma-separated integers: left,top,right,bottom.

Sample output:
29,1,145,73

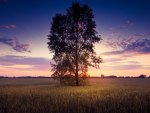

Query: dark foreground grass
0,78,150,113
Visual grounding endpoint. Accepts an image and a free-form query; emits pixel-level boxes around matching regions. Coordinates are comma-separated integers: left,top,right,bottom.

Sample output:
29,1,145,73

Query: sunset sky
0,0,150,77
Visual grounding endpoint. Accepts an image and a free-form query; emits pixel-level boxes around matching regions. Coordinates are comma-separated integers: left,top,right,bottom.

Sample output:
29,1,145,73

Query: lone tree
48,2,102,86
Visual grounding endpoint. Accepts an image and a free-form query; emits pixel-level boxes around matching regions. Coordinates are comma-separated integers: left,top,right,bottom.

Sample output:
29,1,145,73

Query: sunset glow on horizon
0,0,150,77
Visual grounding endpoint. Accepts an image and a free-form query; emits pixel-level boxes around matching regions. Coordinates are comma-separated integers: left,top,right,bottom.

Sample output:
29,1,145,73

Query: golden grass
0,78,150,113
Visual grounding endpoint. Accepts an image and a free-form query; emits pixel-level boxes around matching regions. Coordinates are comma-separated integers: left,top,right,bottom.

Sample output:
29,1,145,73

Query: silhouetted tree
138,74,146,78
47,2,102,86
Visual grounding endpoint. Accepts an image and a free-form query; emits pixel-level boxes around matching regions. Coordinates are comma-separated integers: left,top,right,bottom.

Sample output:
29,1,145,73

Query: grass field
0,78,150,113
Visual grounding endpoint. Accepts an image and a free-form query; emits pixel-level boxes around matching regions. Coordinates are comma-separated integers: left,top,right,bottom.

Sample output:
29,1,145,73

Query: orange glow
0,66,51,77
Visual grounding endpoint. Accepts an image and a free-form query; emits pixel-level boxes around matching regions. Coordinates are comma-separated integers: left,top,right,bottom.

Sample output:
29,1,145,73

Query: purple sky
0,0,150,77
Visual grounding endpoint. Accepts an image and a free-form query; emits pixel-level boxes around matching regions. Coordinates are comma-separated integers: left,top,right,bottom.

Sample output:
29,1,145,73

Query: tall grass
0,78,150,113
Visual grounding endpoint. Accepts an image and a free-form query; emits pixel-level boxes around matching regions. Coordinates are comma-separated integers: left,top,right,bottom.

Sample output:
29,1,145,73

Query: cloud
104,64,150,70
104,64,142,70
115,38,150,54
102,60,145,70
126,38,150,53
104,30,150,55
102,50,124,55
105,19,150,56
0,24,16,29
0,55,50,70
0,37,31,53
106,21,135,49
134,31,150,37
103,58,124,63
101,56,150,70
0,55,49,65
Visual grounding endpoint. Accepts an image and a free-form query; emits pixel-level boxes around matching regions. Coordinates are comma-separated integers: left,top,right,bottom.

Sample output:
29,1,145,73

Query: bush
55,74,88,86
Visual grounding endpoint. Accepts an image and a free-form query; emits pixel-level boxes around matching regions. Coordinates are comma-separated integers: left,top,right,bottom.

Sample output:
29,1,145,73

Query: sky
0,0,150,77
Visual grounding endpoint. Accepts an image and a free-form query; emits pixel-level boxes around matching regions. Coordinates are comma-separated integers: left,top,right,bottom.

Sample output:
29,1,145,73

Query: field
0,78,150,113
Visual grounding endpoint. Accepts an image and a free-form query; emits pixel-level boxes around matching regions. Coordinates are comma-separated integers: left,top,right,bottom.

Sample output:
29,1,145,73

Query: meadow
0,78,150,113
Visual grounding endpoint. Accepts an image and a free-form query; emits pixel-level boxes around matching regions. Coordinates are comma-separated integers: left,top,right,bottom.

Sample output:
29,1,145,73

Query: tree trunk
75,37,79,86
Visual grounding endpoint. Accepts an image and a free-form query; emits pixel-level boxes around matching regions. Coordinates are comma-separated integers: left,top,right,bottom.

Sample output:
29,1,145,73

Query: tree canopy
47,2,102,86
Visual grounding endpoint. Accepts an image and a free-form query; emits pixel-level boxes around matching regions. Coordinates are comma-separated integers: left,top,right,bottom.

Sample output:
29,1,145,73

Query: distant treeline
0,76,50,78
100,74,149,78
0,75,150,78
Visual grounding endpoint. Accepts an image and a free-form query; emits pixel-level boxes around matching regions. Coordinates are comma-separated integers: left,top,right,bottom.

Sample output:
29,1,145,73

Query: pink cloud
134,31,150,37
0,55,50,71
0,37,31,53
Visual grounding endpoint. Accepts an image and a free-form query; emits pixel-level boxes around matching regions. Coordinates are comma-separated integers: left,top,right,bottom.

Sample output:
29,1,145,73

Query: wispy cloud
0,24,16,29
103,58,124,63
105,21,135,49
0,37,31,53
134,31,150,37
0,55,50,70
103,64,143,70
102,60,149,70
126,38,150,53
104,28,150,55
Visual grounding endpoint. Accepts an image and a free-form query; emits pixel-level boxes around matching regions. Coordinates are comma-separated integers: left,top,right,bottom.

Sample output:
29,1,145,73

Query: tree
47,2,102,86
138,74,146,78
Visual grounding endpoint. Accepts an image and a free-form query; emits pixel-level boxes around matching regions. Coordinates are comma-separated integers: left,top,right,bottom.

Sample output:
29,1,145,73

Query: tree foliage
47,2,102,86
